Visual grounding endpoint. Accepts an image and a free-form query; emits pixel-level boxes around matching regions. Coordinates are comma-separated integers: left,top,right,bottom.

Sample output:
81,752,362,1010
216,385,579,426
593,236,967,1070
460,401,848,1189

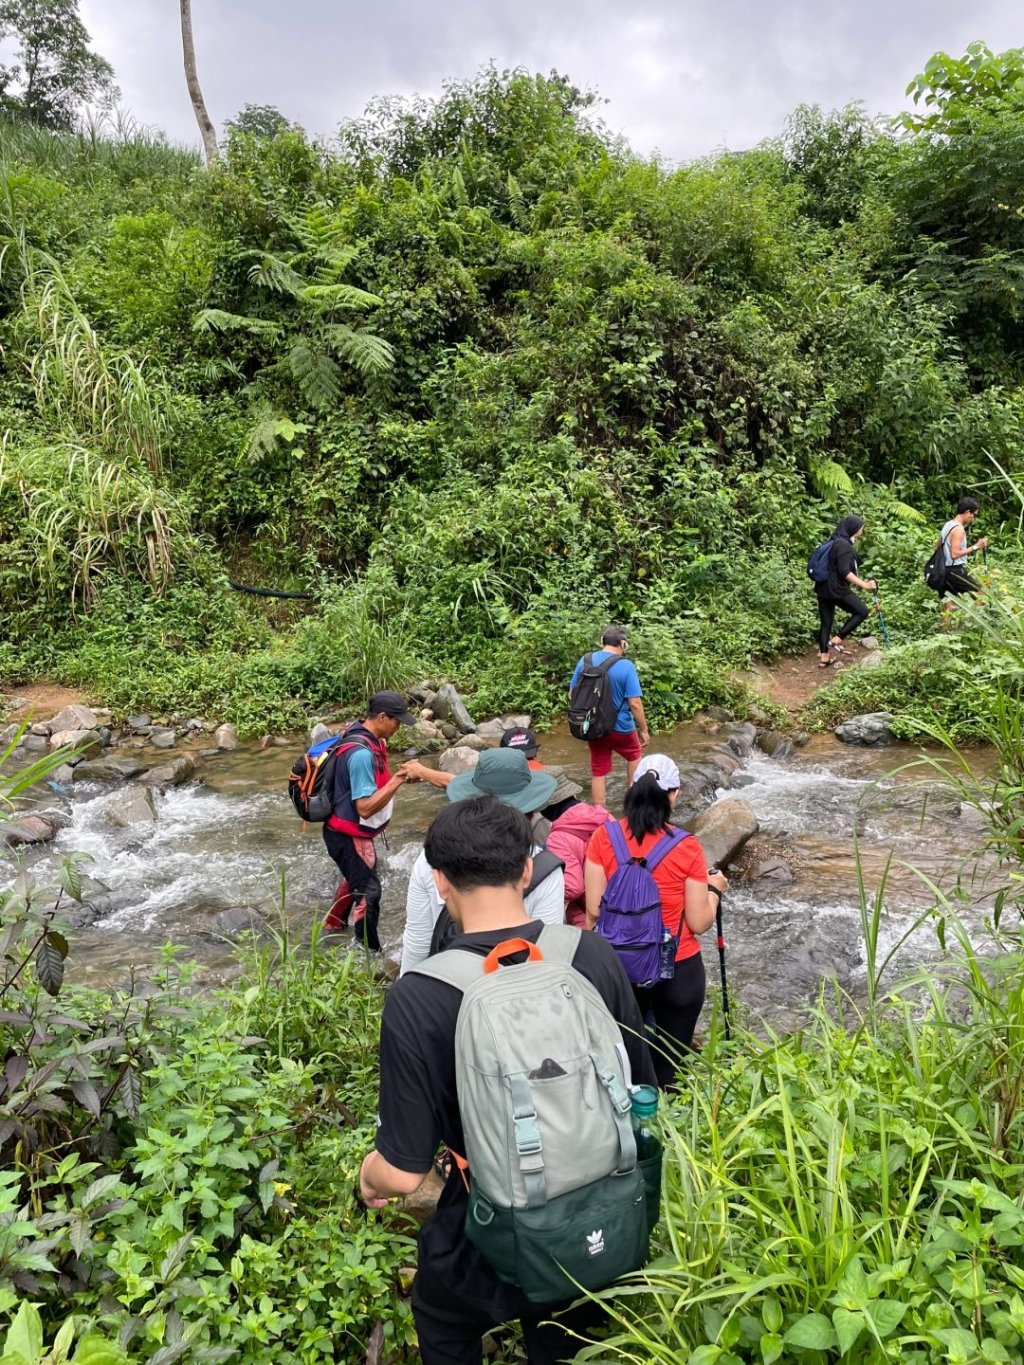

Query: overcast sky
80,1,1022,162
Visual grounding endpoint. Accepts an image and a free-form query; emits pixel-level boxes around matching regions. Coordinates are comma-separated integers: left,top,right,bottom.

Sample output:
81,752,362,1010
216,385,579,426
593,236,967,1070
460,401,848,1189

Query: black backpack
428,850,566,956
923,528,953,593
287,729,370,822
568,653,622,741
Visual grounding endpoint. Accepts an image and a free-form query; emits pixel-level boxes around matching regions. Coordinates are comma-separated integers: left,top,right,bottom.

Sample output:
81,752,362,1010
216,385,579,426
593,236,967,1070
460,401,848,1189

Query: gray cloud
81,0,1023,161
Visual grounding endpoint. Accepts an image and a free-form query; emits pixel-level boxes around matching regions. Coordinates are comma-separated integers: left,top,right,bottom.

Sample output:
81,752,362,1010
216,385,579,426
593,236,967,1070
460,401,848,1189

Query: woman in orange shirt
585,754,728,1087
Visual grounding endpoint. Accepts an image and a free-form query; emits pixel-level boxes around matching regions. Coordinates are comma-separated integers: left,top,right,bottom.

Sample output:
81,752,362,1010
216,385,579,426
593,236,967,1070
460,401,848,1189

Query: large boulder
49,729,103,761
675,763,725,810
691,798,759,869
500,713,531,731
473,718,510,746
74,757,146,783
404,721,447,753
720,721,757,758
149,728,178,750
453,732,493,752
756,730,794,761
835,713,894,747
103,786,157,828
437,746,481,776
859,651,886,670
751,857,795,885
431,684,476,735
44,703,98,736
138,755,196,789
213,723,238,750
3,814,62,848
309,723,332,746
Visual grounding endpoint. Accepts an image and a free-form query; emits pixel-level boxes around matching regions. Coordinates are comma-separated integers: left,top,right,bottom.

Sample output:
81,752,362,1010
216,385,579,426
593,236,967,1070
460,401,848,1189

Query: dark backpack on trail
288,730,369,823
568,653,622,741
596,822,688,988
923,527,953,593
807,539,834,584
429,850,566,956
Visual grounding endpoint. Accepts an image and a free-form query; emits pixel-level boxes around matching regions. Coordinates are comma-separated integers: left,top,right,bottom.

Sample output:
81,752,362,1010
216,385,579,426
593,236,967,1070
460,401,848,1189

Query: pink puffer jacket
545,802,614,927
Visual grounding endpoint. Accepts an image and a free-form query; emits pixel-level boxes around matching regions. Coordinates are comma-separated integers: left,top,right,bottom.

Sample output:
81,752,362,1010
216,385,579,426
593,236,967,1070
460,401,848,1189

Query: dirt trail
736,646,866,719
3,683,90,723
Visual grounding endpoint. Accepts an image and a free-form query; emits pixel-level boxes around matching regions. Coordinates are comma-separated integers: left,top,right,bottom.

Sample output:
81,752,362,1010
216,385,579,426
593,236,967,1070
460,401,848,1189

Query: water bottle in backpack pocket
596,822,689,987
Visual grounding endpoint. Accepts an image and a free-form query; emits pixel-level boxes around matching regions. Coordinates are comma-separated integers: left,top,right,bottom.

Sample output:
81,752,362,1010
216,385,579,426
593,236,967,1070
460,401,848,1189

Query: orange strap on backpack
482,938,544,974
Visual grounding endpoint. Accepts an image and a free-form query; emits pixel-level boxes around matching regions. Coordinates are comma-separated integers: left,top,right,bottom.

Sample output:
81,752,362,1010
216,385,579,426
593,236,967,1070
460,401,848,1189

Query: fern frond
247,254,307,298
808,457,854,497
244,409,283,466
285,339,342,410
193,308,283,341
301,282,382,312
322,323,395,377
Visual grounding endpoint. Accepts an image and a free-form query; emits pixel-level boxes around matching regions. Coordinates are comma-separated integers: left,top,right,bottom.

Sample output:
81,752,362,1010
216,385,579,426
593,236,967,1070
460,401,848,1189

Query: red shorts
587,728,643,777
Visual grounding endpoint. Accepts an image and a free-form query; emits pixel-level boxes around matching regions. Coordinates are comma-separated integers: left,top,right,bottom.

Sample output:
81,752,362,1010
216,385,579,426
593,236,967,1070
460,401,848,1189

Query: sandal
830,641,850,655
818,659,836,670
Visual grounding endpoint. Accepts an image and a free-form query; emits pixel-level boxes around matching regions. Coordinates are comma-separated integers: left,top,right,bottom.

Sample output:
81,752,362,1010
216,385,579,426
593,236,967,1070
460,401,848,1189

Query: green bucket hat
446,747,558,813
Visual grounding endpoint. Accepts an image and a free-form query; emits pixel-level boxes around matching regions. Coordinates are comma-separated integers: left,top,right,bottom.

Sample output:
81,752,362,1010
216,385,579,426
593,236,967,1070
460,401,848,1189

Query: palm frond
300,282,382,311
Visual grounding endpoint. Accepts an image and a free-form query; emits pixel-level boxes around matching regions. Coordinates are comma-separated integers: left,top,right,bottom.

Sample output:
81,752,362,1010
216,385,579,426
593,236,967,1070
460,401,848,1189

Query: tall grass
585,919,1024,1364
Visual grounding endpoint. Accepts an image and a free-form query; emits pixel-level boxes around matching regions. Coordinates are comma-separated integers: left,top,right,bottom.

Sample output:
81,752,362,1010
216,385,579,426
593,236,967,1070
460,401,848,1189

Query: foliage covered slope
2,50,1024,730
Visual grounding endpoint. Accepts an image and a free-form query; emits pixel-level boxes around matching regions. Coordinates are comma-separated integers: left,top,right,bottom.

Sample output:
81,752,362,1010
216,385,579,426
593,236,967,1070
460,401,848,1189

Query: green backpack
412,923,660,1304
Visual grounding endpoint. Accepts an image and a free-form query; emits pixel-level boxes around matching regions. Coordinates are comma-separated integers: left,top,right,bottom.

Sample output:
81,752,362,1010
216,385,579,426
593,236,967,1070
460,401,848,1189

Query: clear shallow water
2,724,993,1023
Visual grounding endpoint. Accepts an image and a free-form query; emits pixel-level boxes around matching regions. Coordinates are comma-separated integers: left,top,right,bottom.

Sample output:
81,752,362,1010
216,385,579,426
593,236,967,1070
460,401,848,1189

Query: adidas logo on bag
586,1229,605,1257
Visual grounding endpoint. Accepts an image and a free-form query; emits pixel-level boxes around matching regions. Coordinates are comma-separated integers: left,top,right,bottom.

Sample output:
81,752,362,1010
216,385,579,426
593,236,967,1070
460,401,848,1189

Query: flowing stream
3,724,993,1025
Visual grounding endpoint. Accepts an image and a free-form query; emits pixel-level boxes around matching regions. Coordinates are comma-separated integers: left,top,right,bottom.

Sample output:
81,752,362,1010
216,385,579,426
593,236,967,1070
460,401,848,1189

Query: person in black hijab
815,515,876,668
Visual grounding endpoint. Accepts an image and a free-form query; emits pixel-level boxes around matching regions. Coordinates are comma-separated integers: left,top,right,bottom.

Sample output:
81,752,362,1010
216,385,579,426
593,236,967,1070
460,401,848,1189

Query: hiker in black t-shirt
815,515,876,669
359,796,656,1365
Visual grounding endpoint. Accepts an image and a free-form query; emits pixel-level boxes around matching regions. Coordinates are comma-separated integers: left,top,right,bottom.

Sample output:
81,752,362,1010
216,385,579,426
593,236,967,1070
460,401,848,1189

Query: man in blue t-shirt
568,625,650,805
322,690,417,948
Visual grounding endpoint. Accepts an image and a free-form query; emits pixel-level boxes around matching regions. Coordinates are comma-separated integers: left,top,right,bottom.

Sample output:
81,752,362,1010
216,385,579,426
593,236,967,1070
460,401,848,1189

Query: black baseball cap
367,691,417,726
500,727,539,758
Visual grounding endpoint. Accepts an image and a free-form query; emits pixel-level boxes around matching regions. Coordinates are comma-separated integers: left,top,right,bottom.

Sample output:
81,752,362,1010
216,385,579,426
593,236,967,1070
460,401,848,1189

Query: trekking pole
872,587,891,649
709,871,731,1042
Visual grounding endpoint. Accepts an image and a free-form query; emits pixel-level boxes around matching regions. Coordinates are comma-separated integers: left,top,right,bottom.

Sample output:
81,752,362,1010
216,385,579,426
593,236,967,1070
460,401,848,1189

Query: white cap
633,753,680,792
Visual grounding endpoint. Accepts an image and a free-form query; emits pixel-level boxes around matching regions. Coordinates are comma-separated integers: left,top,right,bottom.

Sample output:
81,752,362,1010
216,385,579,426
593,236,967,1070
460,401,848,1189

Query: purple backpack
596,822,688,987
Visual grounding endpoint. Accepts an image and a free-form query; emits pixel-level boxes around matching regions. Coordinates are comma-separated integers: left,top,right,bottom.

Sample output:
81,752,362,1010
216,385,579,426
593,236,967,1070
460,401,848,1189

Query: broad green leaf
69,1210,90,1257
835,1257,870,1310
866,1300,908,1339
73,1338,127,1365
931,1327,982,1363
762,1297,783,1334
51,1318,76,1365
83,1174,122,1208
687,1347,722,1365
832,1308,864,1356
5,1303,42,1365
760,1332,783,1365
784,1314,837,1351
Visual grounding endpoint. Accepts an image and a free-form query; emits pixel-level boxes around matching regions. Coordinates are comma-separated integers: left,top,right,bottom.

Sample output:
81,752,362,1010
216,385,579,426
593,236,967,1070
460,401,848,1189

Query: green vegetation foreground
3,47,1024,737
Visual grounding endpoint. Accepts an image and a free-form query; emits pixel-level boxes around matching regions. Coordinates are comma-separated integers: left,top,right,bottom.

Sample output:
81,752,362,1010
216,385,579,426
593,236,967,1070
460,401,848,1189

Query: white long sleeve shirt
399,845,566,976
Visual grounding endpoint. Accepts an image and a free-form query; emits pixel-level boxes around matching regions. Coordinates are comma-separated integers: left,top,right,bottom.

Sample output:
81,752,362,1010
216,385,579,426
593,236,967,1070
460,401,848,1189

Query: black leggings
817,590,869,653
633,952,706,1089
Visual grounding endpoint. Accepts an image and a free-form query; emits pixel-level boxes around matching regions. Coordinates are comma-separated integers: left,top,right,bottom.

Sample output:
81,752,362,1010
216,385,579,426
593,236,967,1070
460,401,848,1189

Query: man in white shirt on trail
398,748,565,975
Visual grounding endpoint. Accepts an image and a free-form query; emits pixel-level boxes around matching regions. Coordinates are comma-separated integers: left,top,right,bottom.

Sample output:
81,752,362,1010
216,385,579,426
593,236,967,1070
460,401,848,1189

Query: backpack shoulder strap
526,848,565,894
537,922,583,965
409,947,482,994
644,825,689,873
605,819,632,867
